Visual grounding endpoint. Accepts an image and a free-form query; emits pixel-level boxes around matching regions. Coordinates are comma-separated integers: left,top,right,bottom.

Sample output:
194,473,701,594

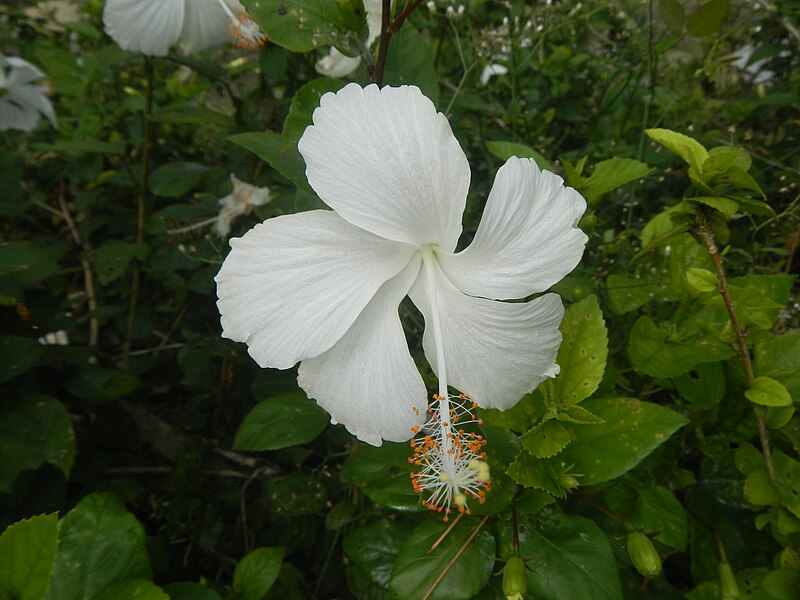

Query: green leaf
498,511,623,600
35,140,126,155
45,493,151,600
343,519,407,589
233,393,329,451
389,517,495,600
282,78,346,149
63,365,141,403
686,267,718,293
557,405,606,424
605,274,670,315
645,128,709,173
0,239,68,287
745,376,792,407
91,241,149,286
579,158,654,203
345,442,420,511
244,0,360,53
743,469,778,505
689,196,740,217
0,513,58,600
232,547,284,600
506,452,562,497
485,141,554,171
227,131,312,192
90,579,169,600
628,315,734,378
382,25,439,105
754,330,800,399
659,0,686,33
162,582,223,600
632,485,688,551
0,395,75,493
548,295,608,406
673,362,726,409
148,107,231,127
556,397,688,486
727,195,776,217
148,162,211,197
687,0,729,37
0,336,43,384
521,420,571,458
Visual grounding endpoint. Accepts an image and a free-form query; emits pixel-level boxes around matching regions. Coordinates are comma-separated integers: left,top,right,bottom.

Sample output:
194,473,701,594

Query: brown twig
373,0,424,85
421,516,489,600
695,217,773,482
56,180,99,354
427,511,464,553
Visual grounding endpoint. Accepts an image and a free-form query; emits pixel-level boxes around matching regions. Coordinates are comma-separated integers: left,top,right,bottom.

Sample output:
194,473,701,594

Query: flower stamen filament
214,0,266,48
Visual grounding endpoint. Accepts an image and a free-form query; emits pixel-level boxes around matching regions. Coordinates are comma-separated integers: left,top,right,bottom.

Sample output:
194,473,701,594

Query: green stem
122,57,154,371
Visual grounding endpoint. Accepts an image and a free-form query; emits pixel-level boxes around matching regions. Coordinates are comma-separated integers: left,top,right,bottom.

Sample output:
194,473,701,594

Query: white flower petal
410,260,564,410
437,157,588,300
298,255,426,446
315,48,361,78
364,0,384,46
103,0,185,56
179,0,241,54
0,97,38,131
215,209,416,369
480,63,508,86
9,85,57,127
298,83,470,250
5,56,46,86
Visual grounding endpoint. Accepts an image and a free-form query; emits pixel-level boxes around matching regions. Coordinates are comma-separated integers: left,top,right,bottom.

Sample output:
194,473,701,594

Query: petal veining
437,157,588,300
180,0,241,54
298,255,426,446
298,83,470,251
103,0,185,56
409,259,564,410
215,209,416,369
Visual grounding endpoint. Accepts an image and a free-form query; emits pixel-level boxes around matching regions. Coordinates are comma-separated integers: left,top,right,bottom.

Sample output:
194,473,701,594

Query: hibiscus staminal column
213,0,266,48
409,247,491,520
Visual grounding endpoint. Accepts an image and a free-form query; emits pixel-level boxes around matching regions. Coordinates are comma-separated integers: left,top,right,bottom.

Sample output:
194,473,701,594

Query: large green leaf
90,579,168,600
745,376,792,407
91,241,149,286
557,397,688,485
0,239,68,288
0,394,75,492
485,141,553,171
389,517,495,600
45,493,151,600
579,158,654,202
282,78,346,149
548,295,608,406
344,442,420,511
343,519,407,589
0,336,43,384
754,330,800,399
232,547,283,600
645,128,709,173
496,511,623,600
628,315,733,378
227,131,312,192
233,393,329,451
687,0,729,37
148,162,211,197
631,485,688,551
244,0,361,53
382,25,439,105
0,513,58,600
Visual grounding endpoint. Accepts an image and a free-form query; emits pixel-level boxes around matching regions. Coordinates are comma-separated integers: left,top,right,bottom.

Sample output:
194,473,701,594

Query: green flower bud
503,556,528,599
558,473,580,490
719,561,740,600
627,532,662,578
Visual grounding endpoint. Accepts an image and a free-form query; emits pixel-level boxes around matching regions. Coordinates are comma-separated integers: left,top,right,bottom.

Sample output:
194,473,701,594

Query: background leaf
233,393,329,451
0,513,58,600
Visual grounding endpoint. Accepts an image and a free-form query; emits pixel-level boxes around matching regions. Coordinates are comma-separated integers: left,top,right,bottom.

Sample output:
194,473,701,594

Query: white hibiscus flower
216,83,587,452
103,0,265,56
0,54,57,132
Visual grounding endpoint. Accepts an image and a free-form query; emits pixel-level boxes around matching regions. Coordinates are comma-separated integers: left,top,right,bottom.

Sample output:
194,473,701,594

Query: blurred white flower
103,0,265,56
730,44,776,85
214,174,271,237
0,54,57,132
38,330,69,346
480,63,508,85
315,0,383,78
